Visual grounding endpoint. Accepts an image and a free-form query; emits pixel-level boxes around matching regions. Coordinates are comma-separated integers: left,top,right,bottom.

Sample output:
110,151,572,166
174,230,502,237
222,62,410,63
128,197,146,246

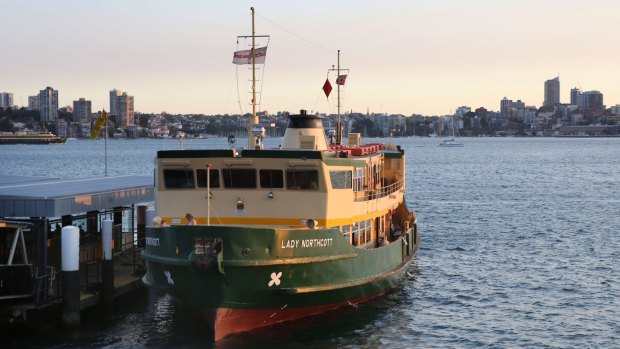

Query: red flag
336,74,347,85
323,78,332,98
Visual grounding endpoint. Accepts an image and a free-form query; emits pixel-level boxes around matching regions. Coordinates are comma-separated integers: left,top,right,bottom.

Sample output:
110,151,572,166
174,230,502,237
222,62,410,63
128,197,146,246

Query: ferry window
342,225,351,243
353,168,364,192
223,169,257,188
260,169,284,188
196,169,220,188
352,222,360,246
163,169,195,189
359,220,367,244
330,171,352,189
286,170,319,190
364,219,372,243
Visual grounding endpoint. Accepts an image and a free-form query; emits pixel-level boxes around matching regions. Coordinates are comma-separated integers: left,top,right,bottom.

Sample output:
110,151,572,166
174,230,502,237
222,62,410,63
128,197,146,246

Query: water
2,137,619,348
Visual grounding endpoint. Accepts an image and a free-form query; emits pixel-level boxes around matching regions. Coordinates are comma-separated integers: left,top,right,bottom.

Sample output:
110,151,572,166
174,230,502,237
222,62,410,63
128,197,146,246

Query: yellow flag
90,110,109,139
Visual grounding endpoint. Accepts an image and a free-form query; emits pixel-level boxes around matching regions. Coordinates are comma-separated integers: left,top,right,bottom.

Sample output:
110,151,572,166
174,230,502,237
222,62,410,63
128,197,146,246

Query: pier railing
33,266,61,304
80,226,145,293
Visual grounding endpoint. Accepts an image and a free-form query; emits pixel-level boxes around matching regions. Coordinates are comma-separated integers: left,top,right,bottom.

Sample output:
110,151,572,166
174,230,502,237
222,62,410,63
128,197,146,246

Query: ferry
142,8,419,341
0,131,65,144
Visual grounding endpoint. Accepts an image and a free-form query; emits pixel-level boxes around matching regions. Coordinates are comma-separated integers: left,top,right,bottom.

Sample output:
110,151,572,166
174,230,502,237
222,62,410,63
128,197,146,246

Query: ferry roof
0,175,153,218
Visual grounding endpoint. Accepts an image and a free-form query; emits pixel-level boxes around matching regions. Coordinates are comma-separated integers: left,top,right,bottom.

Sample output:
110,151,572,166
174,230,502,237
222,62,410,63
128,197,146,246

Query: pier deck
79,248,145,310
0,175,154,327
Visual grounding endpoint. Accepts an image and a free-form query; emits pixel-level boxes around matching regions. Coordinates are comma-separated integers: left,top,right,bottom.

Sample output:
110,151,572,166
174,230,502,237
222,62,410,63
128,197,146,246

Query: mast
236,8,269,149
329,50,347,145
249,7,258,149
336,50,342,145
104,116,108,176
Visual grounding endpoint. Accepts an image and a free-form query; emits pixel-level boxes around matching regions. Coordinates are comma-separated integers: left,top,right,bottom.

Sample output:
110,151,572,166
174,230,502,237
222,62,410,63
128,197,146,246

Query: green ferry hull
142,225,419,340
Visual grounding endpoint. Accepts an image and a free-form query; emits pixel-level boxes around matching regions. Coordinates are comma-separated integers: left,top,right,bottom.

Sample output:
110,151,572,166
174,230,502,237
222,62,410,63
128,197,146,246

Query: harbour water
2,137,619,348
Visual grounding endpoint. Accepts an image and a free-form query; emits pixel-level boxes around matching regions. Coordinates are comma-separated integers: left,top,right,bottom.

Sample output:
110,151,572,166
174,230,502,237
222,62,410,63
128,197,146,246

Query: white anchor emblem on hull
164,270,174,285
268,272,282,287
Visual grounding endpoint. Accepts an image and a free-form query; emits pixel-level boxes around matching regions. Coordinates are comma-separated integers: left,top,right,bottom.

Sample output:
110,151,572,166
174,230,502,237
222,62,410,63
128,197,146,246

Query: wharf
78,247,145,310
0,175,154,327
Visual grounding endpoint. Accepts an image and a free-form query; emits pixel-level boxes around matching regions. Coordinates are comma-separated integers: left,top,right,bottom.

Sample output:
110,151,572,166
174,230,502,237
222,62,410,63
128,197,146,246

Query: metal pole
207,164,211,226
337,50,342,145
104,117,108,177
249,7,258,149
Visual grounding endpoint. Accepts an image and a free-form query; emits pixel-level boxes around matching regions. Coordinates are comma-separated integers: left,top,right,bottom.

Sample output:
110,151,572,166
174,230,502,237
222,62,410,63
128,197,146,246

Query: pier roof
0,175,154,218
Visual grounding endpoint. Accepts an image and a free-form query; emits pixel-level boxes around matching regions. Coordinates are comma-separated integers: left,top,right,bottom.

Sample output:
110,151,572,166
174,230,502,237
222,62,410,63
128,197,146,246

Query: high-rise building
73,98,92,123
109,89,135,127
109,89,121,116
474,107,488,118
513,100,525,109
583,90,604,112
570,87,582,106
455,106,471,118
28,95,40,110
0,92,14,109
56,118,67,138
500,97,513,118
544,77,560,106
39,87,59,122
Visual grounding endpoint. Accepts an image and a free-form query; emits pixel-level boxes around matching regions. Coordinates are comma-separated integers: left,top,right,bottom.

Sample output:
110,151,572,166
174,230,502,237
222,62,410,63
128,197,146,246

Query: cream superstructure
155,110,411,248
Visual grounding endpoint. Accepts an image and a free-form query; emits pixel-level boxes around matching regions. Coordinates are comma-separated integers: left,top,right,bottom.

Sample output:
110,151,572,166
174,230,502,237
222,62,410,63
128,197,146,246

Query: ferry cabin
155,140,408,248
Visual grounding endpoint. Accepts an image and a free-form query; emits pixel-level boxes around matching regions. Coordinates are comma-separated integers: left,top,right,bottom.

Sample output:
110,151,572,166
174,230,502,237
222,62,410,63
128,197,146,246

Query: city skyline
3,1,620,116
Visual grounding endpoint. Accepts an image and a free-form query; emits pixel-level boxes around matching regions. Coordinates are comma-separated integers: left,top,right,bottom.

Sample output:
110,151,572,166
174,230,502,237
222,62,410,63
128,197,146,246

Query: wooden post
113,207,123,252
34,218,49,306
86,210,98,234
137,205,147,248
146,208,155,228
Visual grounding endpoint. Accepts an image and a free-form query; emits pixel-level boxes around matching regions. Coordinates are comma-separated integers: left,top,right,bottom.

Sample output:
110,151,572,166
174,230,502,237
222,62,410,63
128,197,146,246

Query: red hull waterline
206,291,387,341
202,245,419,340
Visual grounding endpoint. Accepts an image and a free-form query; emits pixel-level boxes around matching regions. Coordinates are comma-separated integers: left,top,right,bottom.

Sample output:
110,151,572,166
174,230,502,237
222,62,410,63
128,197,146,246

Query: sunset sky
3,0,620,116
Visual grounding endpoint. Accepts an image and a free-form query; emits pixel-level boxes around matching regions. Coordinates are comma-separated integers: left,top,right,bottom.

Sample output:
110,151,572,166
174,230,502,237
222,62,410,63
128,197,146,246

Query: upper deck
154,142,405,227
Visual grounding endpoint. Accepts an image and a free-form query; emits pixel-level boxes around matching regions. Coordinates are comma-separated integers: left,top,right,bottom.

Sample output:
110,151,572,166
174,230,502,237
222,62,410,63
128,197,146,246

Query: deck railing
355,179,404,202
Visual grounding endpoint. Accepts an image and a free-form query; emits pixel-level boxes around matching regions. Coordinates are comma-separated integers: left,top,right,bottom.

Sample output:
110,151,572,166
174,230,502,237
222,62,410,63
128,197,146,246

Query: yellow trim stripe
165,206,394,227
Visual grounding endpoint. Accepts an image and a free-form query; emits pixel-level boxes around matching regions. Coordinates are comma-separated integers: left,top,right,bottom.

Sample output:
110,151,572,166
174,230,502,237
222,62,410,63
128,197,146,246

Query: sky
2,0,620,116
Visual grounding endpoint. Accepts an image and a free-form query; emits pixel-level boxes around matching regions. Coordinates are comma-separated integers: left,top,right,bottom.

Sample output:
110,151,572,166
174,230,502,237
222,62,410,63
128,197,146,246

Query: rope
235,59,243,115
208,202,223,225
224,68,239,115
256,11,334,55
257,37,271,109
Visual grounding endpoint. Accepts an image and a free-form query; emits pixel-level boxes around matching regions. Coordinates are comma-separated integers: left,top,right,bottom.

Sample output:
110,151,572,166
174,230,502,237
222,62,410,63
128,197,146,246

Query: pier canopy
0,175,153,218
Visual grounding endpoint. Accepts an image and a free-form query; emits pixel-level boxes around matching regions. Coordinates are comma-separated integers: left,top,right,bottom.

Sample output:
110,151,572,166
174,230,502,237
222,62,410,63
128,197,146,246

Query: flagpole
249,7,258,150
337,50,342,145
206,164,211,226
104,115,108,177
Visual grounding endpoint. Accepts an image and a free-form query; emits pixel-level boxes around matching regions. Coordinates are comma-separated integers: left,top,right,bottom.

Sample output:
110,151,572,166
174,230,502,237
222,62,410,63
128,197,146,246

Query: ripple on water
1,138,619,348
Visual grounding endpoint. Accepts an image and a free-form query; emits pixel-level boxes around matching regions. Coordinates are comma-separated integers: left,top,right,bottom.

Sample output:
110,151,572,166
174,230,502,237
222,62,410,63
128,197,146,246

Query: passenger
379,237,389,246
186,213,197,226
